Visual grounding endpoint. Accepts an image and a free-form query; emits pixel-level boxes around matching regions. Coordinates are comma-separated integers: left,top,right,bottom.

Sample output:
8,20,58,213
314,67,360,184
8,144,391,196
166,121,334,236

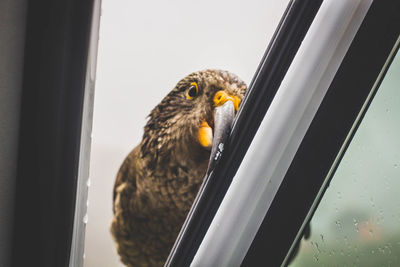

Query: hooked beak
207,99,235,172
197,90,241,172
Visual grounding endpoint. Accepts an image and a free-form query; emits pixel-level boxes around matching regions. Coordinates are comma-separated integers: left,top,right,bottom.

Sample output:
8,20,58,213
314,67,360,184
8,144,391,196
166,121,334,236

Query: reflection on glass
289,48,400,266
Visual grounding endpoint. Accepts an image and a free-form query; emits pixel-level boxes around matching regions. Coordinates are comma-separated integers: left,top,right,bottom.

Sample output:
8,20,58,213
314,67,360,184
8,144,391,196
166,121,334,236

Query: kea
111,69,247,266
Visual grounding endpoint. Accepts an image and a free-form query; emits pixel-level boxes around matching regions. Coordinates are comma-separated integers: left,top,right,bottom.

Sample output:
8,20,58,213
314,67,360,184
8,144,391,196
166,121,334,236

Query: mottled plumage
111,70,246,266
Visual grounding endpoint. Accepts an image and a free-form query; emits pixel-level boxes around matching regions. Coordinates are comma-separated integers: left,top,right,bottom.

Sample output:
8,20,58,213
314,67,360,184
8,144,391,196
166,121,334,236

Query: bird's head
141,69,246,169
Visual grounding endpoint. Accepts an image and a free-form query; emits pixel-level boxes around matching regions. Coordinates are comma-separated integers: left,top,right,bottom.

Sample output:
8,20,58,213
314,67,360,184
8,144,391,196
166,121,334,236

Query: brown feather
111,69,246,266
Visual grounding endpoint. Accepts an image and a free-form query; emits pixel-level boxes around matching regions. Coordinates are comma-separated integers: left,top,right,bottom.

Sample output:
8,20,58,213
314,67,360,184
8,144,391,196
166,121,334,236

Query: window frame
242,1,400,266
11,1,98,266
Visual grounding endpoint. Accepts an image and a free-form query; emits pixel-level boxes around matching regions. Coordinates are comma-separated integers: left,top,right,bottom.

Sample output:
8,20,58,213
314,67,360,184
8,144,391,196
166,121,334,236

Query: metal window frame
242,1,400,266
193,0,374,265
11,1,98,266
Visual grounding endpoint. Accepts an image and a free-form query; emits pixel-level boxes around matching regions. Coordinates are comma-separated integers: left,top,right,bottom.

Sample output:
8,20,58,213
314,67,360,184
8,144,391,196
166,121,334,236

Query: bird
111,69,247,267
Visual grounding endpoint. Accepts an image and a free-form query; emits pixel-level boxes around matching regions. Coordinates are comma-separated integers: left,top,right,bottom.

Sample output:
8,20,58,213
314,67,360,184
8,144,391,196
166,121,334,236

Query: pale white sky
84,1,290,266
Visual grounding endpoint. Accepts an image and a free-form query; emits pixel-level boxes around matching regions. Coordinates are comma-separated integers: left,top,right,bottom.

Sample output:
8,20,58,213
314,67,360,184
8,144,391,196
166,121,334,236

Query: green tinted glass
290,45,400,266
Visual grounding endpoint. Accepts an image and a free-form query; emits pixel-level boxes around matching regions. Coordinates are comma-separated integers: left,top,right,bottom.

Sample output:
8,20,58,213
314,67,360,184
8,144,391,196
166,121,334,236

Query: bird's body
111,70,246,266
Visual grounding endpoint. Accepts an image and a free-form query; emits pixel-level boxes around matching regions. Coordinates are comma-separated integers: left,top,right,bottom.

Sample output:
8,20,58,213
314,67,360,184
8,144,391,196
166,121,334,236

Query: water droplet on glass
385,244,392,254
83,214,88,224
369,229,374,237
394,163,398,169
353,219,359,232
370,197,375,208
86,178,91,187
314,242,321,253
320,234,324,243
385,177,390,190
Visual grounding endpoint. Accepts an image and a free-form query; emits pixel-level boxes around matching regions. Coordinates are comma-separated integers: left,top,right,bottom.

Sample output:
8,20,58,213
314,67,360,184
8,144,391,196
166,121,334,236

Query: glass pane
290,47,400,266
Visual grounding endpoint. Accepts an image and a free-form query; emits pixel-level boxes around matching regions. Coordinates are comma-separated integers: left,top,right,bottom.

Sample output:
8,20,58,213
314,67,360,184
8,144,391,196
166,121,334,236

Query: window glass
290,47,400,266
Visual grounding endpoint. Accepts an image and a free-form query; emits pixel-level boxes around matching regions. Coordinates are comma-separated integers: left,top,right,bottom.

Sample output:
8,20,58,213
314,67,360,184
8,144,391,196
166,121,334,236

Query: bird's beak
206,91,240,172
198,91,241,150
213,90,241,112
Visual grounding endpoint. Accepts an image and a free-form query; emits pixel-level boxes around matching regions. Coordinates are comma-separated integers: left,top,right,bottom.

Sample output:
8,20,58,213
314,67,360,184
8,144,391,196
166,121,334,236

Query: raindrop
86,178,91,187
370,197,375,208
337,192,342,199
369,229,374,237
83,214,88,224
320,234,324,243
353,218,359,232
385,244,392,254
385,177,390,190
394,163,398,169
314,242,321,253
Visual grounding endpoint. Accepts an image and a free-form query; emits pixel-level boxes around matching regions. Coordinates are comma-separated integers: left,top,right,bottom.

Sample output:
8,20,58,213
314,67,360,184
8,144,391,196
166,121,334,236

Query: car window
289,44,400,266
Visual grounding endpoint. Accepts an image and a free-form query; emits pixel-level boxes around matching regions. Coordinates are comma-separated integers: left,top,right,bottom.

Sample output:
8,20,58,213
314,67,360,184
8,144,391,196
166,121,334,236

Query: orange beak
198,91,241,149
213,90,241,111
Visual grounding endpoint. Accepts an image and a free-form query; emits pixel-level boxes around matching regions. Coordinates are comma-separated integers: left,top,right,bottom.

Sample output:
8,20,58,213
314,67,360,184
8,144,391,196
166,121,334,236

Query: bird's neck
137,135,209,212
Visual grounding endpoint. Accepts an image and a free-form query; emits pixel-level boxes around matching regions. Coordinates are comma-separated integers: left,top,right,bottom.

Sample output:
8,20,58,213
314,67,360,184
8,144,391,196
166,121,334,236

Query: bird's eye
186,82,199,100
